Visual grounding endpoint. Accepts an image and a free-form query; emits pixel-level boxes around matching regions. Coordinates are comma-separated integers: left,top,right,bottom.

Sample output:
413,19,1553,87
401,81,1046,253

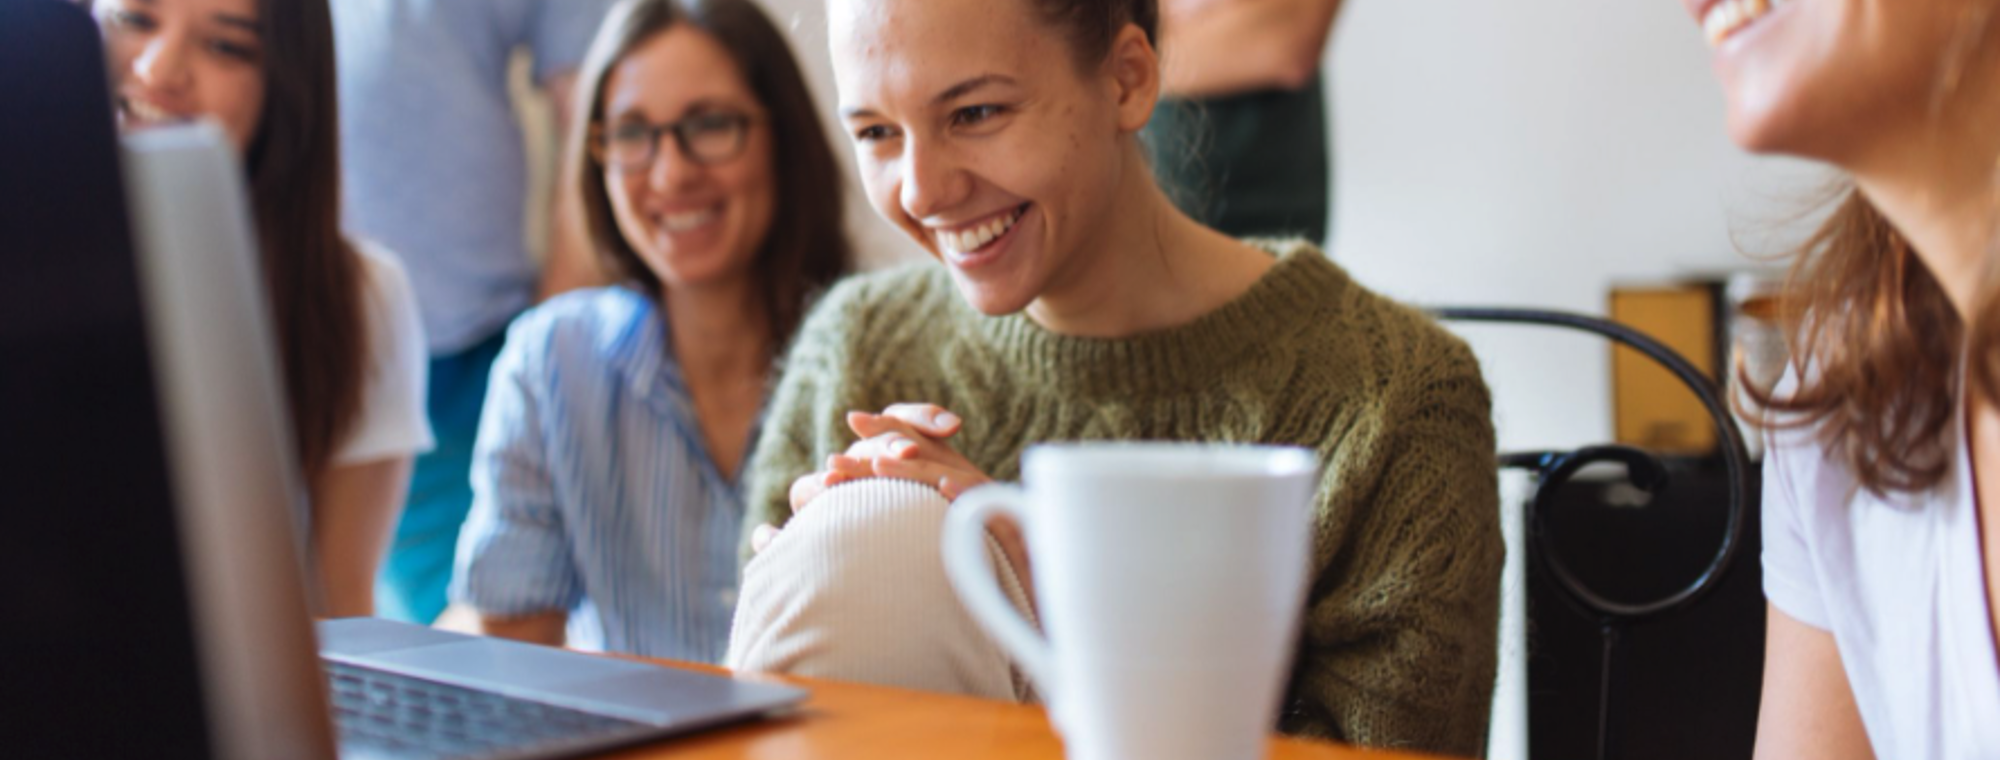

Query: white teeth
937,206,1024,255
124,98,177,124
662,207,719,233
1703,0,1780,47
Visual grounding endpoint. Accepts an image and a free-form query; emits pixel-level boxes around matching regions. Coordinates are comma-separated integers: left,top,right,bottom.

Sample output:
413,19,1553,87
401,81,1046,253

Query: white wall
1325,3,1819,757
1326,0,1818,454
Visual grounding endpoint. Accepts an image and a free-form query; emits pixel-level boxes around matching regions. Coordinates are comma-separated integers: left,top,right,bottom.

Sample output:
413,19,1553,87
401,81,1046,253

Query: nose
898,137,969,223
645,136,704,192
132,32,193,94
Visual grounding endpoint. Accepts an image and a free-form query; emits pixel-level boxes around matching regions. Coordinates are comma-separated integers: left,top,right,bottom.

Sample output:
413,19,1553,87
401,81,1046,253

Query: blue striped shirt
451,287,746,661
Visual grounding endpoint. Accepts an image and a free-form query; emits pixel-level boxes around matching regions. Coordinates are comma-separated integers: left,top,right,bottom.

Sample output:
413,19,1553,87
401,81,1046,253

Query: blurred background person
1144,0,1344,244
331,0,620,624
90,0,432,616
451,0,850,659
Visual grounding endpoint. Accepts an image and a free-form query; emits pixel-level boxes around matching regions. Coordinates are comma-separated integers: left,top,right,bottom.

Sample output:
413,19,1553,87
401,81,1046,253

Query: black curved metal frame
1432,307,1752,760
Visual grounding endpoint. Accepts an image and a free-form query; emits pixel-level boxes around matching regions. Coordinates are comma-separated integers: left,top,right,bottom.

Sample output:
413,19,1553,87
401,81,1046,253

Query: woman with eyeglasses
89,0,433,617
448,0,850,660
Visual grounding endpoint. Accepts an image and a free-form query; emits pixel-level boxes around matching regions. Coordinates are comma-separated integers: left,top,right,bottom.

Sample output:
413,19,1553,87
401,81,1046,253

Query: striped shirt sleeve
452,323,584,616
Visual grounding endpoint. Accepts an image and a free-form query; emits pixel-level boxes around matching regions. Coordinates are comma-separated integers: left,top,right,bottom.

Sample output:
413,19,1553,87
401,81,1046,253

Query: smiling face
95,0,266,152
599,26,778,293
830,0,1151,316
1682,0,1998,165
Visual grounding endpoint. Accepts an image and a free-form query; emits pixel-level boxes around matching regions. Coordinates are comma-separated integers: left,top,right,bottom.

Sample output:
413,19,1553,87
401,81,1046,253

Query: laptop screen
0,2,213,757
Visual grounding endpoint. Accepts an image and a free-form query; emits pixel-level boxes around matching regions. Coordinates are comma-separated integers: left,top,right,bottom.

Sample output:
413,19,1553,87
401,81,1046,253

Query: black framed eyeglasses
591,111,755,172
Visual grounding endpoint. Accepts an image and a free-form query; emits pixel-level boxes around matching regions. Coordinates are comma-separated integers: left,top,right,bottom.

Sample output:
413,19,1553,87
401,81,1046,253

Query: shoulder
504,286,653,358
1259,240,1488,409
790,262,960,352
351,243,428,372
819,262,958,319
1759,369,1861,504
354,243,418,320
335,243,435,462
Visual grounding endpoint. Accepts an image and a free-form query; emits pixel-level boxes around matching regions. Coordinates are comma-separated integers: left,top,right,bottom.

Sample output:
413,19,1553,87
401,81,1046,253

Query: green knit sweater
744,240,1503,757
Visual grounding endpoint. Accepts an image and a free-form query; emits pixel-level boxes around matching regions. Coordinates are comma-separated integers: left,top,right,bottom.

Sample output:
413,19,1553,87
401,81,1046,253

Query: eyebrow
212,13,258,31
608,98,752,123
839,73,1019,120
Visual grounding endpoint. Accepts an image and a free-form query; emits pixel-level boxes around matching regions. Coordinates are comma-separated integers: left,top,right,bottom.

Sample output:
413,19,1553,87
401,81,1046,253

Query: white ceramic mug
942,442,1319,760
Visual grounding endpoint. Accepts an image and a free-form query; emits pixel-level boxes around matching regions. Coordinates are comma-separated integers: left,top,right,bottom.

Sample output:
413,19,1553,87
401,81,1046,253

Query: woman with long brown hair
1682,0,2000,756
448,0,850,660
90,0,432,617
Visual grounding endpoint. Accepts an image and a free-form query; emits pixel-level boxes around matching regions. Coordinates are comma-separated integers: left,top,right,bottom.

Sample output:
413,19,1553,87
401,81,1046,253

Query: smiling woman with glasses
446,0,851,661
594,110,756,170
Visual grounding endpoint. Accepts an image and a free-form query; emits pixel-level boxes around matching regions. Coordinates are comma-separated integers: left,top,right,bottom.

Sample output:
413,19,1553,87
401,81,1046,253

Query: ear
1103,23,1161,134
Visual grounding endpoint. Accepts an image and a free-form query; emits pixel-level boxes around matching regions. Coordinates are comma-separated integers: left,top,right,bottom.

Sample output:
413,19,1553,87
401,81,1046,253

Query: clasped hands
750,403,1029,587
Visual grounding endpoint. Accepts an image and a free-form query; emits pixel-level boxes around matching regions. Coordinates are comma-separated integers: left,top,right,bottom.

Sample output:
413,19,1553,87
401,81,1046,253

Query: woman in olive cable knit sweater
724,0,1504,755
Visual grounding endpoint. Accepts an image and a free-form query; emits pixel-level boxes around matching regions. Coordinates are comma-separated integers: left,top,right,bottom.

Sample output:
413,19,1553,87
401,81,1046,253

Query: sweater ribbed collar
965,239,1346,397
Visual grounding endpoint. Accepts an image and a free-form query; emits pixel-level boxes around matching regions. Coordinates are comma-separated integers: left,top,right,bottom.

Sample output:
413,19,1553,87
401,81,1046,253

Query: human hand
754,403,989,555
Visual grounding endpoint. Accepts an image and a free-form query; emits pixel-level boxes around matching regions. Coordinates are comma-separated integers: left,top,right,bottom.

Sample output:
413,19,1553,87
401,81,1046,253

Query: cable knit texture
743,240,1503,757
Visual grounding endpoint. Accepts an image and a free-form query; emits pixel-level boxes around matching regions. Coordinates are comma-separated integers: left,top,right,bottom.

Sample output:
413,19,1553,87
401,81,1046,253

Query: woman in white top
91,0,433,616
1677,0,2000,756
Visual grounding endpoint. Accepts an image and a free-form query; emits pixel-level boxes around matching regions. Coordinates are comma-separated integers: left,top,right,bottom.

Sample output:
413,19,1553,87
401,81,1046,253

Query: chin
1723,97,1855,164
946,269,1035,317
1724,108,1789,155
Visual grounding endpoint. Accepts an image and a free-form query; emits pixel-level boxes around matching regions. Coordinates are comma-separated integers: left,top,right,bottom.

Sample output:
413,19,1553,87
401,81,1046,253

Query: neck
661,274,769,384
1849,66,2000,321
1024,140,1272,338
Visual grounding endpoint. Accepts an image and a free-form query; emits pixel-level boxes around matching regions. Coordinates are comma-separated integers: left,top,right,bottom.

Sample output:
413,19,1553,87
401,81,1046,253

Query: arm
311,457,415,617
1279,348,1503,756
1753,605,1874,760
536,72,603,301
1158,0,1344,98
452,323,581,646
478,611,569,647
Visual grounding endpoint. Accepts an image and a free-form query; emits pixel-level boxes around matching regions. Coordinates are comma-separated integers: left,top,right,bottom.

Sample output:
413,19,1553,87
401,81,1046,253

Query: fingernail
889,438,916,456
934,411,960,428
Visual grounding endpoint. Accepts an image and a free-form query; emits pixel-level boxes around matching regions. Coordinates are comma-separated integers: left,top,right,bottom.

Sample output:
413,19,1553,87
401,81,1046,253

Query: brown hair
1742,12,2000,496
1027,0,1159,65
570,0,850,354
246,0,367,484
1742,189,1967,493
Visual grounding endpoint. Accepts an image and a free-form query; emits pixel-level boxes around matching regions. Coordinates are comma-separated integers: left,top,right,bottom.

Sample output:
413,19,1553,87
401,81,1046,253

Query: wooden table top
590,659,1449,760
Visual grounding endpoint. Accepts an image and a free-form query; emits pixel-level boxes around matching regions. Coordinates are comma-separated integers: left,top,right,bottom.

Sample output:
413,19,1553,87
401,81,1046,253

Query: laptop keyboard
324,659,650,760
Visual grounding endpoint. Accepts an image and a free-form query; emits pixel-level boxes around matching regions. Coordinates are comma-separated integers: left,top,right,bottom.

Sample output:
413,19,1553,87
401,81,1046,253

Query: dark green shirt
1145,74,1331,244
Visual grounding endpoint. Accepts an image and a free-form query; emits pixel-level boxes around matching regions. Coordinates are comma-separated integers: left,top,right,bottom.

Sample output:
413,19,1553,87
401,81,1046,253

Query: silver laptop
119,95,804,760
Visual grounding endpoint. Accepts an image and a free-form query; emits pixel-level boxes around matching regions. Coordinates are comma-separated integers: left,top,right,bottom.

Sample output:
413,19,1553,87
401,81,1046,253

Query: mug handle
941,484,1055,693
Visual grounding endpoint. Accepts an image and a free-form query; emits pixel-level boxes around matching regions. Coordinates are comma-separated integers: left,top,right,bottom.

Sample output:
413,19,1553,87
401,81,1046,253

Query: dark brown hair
1028,0,1159,66
245,0,367,484
571,0,850,354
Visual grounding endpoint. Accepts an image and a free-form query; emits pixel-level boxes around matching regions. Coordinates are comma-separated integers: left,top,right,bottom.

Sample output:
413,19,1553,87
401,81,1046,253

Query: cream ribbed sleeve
725,479,1038,702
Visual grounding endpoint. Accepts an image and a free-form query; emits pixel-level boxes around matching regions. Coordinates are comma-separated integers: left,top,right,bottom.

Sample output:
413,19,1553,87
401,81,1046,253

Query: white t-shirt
330,245,435,465
1763,376,2000,759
